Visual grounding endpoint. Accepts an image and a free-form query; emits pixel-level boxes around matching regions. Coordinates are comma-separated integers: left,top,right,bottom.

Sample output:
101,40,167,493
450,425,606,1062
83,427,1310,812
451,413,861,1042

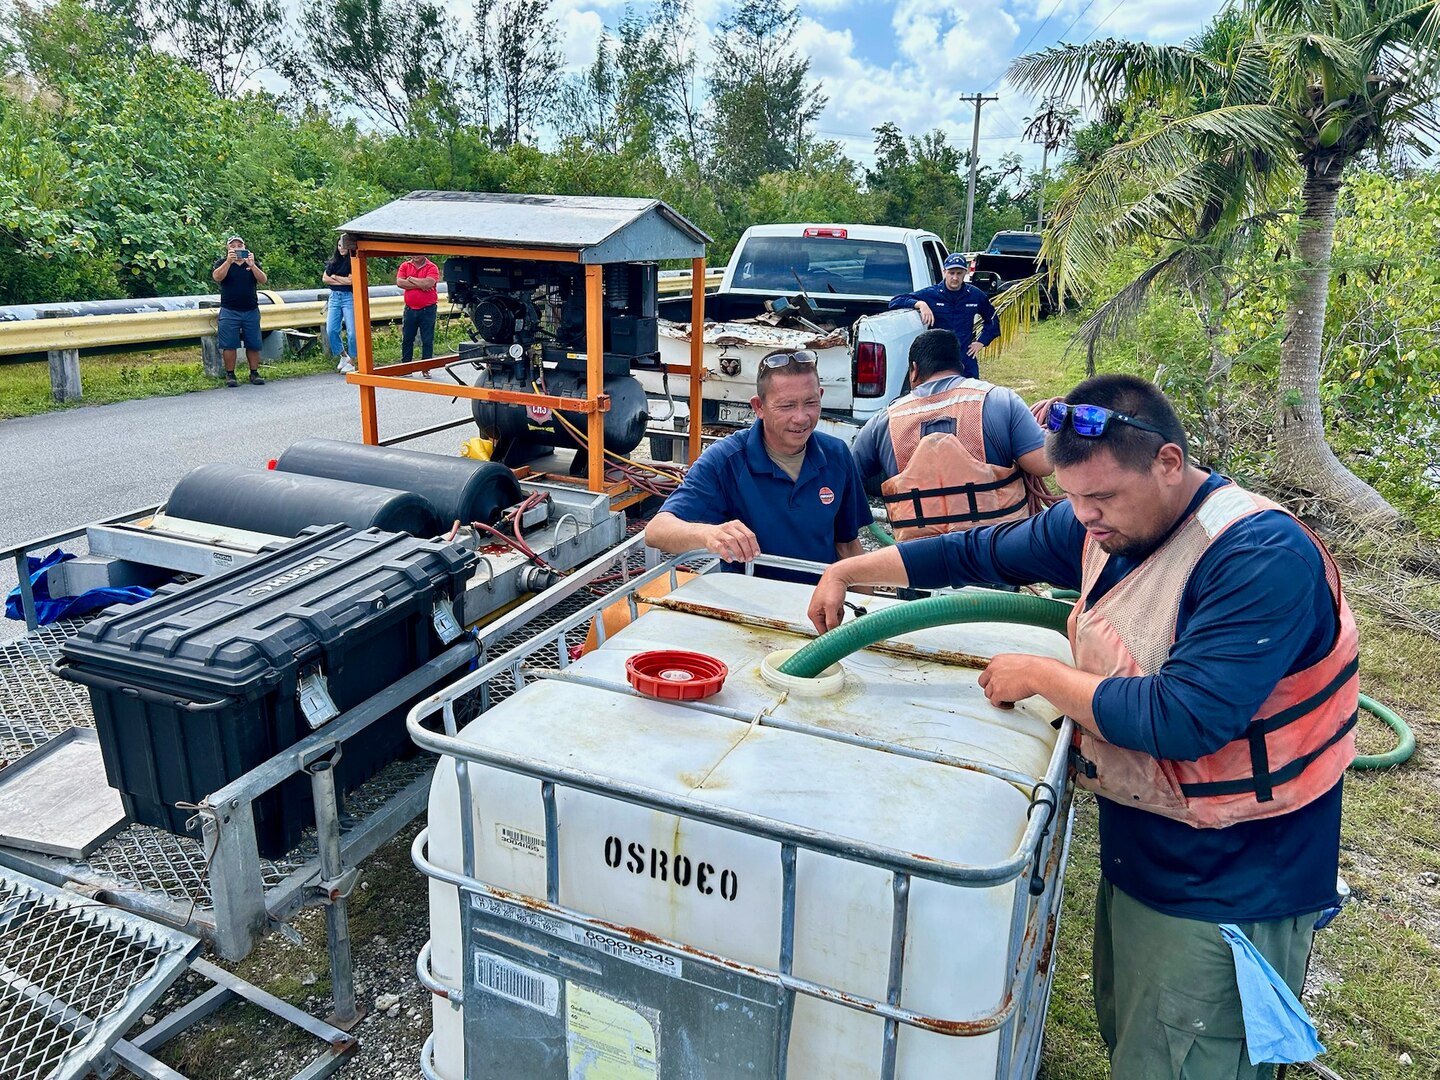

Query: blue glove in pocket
1219,923,1325,1065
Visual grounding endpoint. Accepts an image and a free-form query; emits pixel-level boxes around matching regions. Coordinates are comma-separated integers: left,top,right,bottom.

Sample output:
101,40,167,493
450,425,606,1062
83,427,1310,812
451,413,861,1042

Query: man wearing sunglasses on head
645,350,871,579
808,374,1355,1079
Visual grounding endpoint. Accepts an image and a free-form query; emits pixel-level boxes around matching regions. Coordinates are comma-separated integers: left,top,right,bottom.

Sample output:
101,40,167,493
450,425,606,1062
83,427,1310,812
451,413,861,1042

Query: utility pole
1036,138,1051,232
960,93,998,252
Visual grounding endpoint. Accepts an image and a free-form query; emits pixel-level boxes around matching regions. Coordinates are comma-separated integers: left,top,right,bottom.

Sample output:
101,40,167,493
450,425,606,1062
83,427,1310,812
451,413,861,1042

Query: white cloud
540,0,1226,170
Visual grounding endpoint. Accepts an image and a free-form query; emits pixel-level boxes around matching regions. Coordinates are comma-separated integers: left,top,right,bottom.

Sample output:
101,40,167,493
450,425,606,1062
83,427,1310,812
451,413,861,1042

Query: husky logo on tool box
247,557,334,596
603,835,739,901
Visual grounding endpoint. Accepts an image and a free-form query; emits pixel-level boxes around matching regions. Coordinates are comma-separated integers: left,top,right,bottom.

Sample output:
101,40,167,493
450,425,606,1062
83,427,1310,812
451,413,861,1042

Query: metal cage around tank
407,544,1076,1080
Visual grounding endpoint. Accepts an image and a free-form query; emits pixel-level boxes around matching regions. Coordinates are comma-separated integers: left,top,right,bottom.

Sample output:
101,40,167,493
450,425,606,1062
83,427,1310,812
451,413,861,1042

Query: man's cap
943,253,967,270
226,234,245,244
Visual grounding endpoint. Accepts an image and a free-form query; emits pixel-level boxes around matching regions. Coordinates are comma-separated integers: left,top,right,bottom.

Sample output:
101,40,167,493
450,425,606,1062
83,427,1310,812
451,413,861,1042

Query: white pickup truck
638,223,951,457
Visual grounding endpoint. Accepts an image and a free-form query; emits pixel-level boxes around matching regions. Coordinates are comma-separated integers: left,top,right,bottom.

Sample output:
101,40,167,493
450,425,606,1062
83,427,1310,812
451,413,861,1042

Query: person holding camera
210,234,269,387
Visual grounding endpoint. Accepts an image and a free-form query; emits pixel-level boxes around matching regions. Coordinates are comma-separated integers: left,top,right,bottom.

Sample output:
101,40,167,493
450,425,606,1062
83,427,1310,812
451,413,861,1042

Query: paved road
1,373,473,641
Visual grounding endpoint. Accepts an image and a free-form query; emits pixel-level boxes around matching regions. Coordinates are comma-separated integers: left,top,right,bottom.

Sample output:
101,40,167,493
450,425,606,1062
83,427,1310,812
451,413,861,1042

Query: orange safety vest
880,380,1029,541
1067,484,1357,829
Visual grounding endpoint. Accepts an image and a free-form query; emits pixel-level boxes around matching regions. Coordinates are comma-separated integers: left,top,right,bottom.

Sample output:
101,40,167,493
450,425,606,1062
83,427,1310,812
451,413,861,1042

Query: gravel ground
122,821,436,1080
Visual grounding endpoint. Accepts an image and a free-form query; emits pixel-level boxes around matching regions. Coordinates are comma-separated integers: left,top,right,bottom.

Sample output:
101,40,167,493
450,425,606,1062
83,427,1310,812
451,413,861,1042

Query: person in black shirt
323,234,357,374
210,234,269,387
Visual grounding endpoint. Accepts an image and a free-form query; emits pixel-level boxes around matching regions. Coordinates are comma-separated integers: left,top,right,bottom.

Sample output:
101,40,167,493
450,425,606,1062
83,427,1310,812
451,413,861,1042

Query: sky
546,0,1230,171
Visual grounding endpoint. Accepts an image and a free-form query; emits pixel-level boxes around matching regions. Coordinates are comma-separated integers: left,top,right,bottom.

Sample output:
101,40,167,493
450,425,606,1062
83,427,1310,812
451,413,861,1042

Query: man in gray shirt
851,330,1050,539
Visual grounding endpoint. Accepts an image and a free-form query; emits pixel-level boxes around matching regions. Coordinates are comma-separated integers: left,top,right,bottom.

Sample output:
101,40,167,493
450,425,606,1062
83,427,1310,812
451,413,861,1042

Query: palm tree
1009,0,1440,519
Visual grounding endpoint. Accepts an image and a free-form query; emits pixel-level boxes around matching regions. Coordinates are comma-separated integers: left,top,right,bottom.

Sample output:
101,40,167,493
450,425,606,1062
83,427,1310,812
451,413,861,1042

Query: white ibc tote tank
419,572,1074,1080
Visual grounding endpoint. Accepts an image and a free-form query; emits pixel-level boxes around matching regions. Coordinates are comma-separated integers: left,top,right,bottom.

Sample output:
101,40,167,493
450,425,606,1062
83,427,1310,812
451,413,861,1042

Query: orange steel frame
347,237,706,497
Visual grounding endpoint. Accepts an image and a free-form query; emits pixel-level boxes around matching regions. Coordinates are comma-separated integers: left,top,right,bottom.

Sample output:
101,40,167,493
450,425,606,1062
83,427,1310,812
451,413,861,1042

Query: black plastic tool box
55,525,475,858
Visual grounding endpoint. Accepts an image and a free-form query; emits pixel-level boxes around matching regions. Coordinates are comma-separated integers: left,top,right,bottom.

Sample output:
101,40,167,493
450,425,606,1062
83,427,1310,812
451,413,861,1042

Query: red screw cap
625,650,728,701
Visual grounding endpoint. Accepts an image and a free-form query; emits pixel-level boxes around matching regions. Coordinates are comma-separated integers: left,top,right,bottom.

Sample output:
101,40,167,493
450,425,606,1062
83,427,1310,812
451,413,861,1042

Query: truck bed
658,292,887,331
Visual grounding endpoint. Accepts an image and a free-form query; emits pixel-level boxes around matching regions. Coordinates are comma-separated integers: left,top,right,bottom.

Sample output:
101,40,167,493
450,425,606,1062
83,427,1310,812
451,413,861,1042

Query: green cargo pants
1093,878,1319,1080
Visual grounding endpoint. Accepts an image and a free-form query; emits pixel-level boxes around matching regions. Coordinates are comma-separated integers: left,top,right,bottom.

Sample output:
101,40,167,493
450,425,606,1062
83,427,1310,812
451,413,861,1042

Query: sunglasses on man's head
761,350,818,369
1046,402,1166,439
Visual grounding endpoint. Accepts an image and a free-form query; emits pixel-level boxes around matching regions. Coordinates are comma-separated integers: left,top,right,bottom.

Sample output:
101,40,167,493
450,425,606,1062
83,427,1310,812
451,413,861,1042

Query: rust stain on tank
643,597,992,671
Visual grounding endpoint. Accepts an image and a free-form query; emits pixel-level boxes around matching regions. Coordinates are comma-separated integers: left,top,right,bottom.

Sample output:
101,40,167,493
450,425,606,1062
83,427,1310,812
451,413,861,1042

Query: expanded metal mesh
1,543,662,923
472,556,649,710
0,618,94,768
76,755,441,906
0,878,172,1080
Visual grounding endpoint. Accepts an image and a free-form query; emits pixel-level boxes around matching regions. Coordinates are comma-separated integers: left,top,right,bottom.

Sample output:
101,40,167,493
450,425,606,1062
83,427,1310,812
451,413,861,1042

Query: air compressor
445,258,658,471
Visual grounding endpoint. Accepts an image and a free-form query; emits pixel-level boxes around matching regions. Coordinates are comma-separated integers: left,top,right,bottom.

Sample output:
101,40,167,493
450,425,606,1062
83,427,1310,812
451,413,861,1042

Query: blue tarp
4,549,153,625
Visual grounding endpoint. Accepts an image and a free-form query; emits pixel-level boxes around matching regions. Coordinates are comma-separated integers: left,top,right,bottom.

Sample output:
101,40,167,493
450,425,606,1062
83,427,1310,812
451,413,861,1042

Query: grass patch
986,315,1090,403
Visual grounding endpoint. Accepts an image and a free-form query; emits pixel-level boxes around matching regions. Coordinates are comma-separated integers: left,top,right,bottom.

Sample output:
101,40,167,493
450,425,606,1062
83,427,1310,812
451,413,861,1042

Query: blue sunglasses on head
1046,402,1166,439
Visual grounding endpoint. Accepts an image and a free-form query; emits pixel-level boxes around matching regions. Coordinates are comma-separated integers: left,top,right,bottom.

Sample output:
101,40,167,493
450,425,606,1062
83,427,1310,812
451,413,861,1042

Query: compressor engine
445,258,659,471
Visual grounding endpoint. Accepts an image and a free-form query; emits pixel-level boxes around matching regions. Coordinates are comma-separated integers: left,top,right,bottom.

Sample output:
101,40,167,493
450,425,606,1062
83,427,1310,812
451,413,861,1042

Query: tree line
0,0,1043,308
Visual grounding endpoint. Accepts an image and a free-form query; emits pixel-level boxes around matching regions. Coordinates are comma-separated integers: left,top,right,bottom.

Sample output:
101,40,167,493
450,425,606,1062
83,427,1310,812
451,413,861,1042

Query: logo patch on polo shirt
818,487,835,505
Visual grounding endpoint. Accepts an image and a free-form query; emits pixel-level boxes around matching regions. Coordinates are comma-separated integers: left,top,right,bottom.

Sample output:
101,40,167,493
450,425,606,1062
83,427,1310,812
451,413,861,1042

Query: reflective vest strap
1179,711,1357,798
880,468,1022,502
883,469,1024,528
1247,725,1274,803
885,487,1030,529
1257,656,1360,737
1181,655,1357,803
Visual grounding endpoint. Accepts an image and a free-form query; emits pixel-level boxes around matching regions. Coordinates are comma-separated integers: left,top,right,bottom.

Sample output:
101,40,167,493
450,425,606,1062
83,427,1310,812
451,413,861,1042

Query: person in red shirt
397,254,440,377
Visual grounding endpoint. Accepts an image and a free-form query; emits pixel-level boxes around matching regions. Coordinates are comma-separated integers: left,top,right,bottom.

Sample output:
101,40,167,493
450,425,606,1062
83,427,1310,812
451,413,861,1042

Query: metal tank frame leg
118,958,358,1080
304,747,367,1031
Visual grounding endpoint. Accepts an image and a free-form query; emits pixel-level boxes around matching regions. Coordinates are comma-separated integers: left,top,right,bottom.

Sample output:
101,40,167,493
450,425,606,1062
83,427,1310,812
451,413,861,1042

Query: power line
983,0,1068,91
1053,0,1102,44
817,128,1022,141
1079,0,1127,43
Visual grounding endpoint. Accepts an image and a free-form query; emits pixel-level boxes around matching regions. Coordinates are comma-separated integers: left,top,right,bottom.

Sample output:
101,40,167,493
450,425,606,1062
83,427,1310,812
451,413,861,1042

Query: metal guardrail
0,296,410,358
0,268,724,359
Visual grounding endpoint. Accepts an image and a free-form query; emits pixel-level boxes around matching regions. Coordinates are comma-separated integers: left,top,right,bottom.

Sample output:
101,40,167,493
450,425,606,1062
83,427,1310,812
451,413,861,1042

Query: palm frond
1044,105,1296,301
1264,29,1366,103
1074,248,1194,363
1222,40,1277,107
1007,40,1227,105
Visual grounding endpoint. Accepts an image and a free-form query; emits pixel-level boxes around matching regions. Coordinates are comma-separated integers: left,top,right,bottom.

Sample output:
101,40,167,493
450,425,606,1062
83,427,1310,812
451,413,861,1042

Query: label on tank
565,983,658,1079
469,893,683,979
495,823,545,858
474,950,558,1016
574,928,681,979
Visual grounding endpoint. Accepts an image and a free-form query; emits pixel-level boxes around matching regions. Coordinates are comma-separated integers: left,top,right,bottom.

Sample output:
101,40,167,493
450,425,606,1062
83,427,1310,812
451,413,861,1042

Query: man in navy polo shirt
888,253,999,378
645,350,870,575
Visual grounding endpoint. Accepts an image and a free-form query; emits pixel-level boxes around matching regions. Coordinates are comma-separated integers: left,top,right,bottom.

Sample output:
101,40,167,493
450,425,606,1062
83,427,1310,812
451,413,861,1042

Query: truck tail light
854,342,886,397
803,227,848,239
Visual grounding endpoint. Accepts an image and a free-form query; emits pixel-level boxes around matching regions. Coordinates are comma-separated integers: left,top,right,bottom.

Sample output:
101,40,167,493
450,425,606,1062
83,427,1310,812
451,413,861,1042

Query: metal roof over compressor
339,191,710,263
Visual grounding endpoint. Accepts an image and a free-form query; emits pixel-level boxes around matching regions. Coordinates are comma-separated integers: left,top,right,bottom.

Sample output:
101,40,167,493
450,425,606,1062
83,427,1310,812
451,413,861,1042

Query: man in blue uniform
645,350,870,576
806,375,1353,1079
888,253,1000,378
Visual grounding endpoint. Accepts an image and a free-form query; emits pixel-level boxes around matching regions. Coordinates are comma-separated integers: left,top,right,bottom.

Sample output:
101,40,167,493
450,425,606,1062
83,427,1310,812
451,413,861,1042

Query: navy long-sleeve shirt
898,471,1344,922
888,282,999,378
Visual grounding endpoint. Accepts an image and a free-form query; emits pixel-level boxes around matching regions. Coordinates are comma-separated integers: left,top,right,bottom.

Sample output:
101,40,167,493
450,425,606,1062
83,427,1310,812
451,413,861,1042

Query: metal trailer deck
0,529,662,1078
407,549,1076,1080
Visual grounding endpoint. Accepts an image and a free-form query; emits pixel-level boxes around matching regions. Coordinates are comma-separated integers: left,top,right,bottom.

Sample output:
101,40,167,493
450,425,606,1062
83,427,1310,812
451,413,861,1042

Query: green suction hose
1354,694,1415,769
778,591,1073,678
866,521,897,547
778,592,1416,771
